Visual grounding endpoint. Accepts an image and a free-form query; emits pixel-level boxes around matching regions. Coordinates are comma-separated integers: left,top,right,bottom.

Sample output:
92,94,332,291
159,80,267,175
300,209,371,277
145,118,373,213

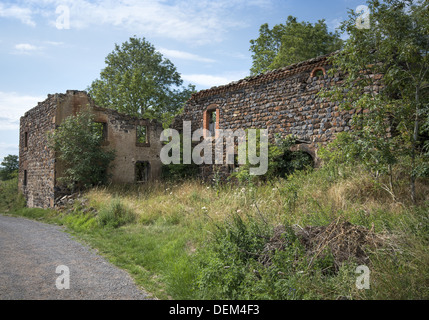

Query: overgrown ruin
19,90,164,208
19,53,382,208
173,52,381,176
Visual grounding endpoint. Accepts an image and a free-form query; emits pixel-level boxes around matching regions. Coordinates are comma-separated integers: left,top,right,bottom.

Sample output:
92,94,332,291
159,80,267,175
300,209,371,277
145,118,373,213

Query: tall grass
3,164,428,299
77,164,428,299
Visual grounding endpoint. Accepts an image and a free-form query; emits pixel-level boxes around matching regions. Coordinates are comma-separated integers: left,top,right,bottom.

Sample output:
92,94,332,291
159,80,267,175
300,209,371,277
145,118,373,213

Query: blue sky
0,0,366,162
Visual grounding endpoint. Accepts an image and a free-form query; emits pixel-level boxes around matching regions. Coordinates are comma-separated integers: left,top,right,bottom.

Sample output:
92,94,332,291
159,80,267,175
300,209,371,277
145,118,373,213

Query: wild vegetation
1,0,428,301
321,0,429,204
47,108,116,191
249,16,343,75
2,157,428,299
0,154,18,181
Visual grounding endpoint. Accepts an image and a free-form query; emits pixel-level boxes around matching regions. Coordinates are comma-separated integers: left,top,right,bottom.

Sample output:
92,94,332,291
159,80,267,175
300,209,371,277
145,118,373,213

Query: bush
271,135,314,177
195,213,314,300
97,198,136,228
162,163,200,182
161,133,200,181
231,134,313,184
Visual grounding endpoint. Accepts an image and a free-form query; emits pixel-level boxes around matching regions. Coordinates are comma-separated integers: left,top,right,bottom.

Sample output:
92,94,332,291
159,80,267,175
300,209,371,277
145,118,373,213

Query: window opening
209,110,217,136
135,161,150,182
93,122,107,141
310,67,326,78
137,125,148,144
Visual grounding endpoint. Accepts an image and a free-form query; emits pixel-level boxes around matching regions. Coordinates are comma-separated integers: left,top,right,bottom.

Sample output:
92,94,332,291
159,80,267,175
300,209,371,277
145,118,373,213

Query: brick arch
310,67,326,78
290,143,322,168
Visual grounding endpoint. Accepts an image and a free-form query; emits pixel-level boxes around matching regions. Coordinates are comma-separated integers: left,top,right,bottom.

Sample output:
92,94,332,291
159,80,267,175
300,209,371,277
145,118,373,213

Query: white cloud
61,0,244,44
183,71,248,88
0,92,45,131
43,41,65,47
11,41,67,55
159,48,216,63
216,49,251,61
12,43,45,55
15,43,39,51
0,3,36,27
7,0,271,45
0,142,18,150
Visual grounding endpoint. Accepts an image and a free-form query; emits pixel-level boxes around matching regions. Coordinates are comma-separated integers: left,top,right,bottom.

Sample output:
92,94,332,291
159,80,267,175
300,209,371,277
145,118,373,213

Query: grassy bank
2,164,428,300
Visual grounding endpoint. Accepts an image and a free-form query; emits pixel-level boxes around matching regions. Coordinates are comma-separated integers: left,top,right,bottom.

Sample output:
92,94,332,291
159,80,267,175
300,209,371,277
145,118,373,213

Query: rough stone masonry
173,52,382,169
19,90,164,208
19,53,382,208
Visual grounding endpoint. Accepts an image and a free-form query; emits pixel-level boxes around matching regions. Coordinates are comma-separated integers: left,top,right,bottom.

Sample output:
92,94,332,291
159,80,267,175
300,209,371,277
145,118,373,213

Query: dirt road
0,214,150,300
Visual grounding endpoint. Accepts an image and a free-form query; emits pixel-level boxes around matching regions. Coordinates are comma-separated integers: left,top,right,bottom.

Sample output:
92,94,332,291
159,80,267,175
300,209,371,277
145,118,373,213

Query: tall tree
88,37,195,125
0,155,19,181
249,16,343,75
321,0,429,203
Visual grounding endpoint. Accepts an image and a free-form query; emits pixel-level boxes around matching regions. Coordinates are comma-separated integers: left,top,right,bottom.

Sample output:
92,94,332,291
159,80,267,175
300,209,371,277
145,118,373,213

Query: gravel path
0,214,150,300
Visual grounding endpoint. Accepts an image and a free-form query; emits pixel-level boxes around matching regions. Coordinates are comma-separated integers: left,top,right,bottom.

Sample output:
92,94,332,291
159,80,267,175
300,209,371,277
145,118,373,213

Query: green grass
1,164,428,300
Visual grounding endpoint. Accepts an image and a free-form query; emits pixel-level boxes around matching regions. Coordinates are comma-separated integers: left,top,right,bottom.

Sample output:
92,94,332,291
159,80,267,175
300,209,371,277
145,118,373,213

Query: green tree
249,16,343,75
88,37,195,125
48,108,116,191
0,155,19,181
321,0,429,203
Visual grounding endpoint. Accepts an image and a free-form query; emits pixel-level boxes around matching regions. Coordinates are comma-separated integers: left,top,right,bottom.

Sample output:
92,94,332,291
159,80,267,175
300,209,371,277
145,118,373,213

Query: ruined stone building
19,90,164,208
19,53,381,208
173,52,381,172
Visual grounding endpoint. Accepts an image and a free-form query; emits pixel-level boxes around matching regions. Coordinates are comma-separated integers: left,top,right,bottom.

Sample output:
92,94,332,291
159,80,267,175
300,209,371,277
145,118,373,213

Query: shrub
195,212,314,300
97,198,136,228
161,134,200,181
162,163,200,182
231,134,313,184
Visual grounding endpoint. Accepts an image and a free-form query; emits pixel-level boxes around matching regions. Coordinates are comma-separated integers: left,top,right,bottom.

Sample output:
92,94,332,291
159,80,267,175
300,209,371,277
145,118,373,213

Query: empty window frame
135,161,150,183
23,170,27,186
24,132,28,148
203,105,219,138
208,110,217,136
136,125,149,145
93,122,108,141
310,67,326,78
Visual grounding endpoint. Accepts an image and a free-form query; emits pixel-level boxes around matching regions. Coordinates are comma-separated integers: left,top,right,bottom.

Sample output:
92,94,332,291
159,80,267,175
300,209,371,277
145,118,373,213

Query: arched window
203,104,219,138
310,67,326,78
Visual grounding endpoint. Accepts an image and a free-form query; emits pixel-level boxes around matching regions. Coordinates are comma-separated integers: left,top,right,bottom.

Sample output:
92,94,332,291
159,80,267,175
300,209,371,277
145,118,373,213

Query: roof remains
191,51,337,100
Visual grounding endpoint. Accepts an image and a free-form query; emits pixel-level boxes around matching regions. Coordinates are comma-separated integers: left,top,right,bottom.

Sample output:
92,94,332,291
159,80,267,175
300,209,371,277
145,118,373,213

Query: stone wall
174,53,382,165
90,106,164,185
19,94,57,208
19,90,164,208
